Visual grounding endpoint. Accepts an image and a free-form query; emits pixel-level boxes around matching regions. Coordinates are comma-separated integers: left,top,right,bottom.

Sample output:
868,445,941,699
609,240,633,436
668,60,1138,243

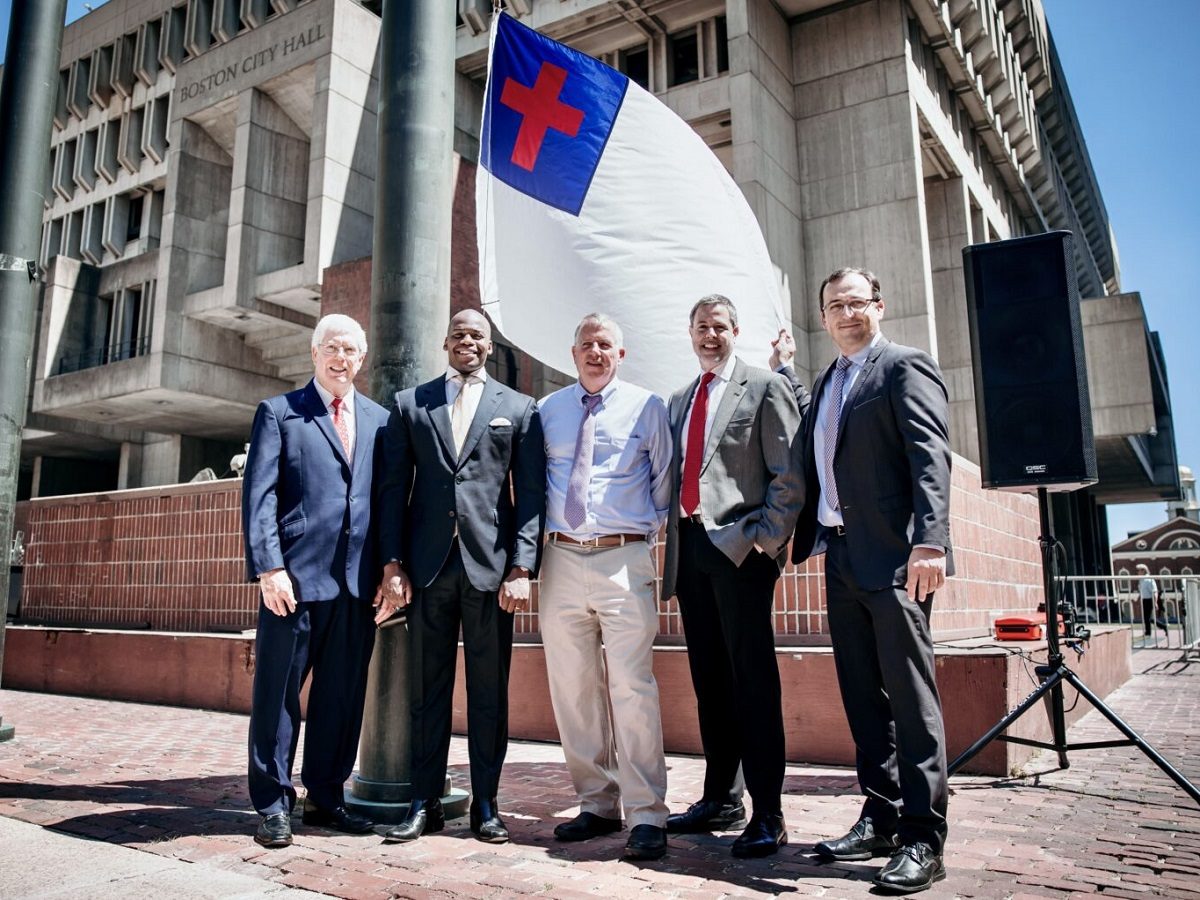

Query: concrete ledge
2,625,1130,776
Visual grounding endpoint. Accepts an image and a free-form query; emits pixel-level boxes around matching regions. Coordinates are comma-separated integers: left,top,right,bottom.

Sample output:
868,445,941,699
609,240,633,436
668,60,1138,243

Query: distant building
1167,465,1199,523
18,0,1179,576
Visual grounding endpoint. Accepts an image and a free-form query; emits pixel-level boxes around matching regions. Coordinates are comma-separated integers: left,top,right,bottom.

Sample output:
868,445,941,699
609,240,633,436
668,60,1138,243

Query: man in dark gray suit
376,309,546,845
662,295,802,858
793,268,952,894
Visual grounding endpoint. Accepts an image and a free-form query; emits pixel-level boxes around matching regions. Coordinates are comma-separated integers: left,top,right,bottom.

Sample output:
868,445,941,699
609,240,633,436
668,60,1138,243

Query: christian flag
476,13,786,395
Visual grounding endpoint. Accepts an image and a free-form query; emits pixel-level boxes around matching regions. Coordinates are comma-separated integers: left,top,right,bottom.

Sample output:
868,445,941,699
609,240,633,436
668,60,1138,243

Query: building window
621,44,650,90
715,16,728,74
668,27,700,87
127,194,145,242
1169,537,1199,549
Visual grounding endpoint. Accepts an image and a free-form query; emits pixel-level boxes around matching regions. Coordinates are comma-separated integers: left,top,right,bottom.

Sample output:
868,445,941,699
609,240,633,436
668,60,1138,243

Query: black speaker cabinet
962,230,1097,492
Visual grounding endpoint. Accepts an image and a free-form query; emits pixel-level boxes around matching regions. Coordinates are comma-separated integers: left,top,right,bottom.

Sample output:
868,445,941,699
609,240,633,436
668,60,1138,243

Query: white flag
476,13,785,396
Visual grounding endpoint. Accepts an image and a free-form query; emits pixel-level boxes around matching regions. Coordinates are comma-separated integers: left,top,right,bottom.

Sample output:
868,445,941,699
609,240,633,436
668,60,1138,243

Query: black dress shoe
553,811,623,842
665,798,747,834
813,817,899,861
873,842,945,894
731,812,787,858
254,812,293,848
382,798,445,843
622,824,667,861
301,799,374,834
470,796,509,844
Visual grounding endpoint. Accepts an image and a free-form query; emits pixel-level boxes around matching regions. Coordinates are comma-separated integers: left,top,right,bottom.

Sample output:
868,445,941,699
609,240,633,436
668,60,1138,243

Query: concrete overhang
31,351,292,441
1081,292,1179,504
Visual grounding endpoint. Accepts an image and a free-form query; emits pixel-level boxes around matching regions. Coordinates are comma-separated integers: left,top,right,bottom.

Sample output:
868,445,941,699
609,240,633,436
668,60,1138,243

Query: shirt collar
445,366,489,384
572,376,620,404
705,352,738,383
313,380,354,410
844,332,883,368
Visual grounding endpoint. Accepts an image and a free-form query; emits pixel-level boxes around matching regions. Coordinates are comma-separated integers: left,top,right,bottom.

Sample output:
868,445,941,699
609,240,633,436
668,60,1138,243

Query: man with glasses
377,309,546,845
793,268,953,894
243,314,389,848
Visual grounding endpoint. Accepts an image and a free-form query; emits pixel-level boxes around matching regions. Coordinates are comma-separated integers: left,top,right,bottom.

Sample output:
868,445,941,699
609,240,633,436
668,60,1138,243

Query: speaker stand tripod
949,488,1200,806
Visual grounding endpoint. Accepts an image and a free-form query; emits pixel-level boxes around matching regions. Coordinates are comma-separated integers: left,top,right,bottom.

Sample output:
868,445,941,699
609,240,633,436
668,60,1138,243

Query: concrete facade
20,0,1176,571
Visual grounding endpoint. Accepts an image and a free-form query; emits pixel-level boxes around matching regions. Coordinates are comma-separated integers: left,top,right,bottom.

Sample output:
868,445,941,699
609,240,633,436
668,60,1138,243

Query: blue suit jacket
378,375,546,592
242,380,390,601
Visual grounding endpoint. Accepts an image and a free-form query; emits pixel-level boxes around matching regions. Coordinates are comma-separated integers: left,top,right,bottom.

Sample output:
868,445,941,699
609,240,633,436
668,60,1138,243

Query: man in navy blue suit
376,309,546,845
242,313,390,848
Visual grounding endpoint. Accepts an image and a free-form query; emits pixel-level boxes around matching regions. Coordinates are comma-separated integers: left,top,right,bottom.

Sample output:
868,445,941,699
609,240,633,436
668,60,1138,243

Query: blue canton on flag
482,14,628,216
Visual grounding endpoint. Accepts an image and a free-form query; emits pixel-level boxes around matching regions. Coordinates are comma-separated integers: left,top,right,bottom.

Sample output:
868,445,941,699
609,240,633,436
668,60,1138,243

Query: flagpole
350,0,462,822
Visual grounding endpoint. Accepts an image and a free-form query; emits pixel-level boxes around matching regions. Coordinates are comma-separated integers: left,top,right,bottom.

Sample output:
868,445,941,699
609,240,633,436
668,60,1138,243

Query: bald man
377,310,547,844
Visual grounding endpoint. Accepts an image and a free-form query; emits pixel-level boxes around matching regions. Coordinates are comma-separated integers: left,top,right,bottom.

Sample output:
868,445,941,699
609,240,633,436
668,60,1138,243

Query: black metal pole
1037,487,1071,768
350,0,460,822
0,0,69,743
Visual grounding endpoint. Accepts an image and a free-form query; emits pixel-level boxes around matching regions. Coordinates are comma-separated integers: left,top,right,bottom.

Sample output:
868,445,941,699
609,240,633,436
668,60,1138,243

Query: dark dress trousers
242,380,389,815
378,375,546,800
661,359,803,814
792,337,953,852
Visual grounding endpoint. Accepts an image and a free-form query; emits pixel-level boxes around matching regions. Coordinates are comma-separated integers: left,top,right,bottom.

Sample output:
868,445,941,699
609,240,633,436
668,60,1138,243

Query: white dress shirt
445,366,488,438
313,380,356,456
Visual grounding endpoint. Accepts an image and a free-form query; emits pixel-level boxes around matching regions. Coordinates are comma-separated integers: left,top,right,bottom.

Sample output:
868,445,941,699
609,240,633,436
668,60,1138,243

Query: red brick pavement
0,648,1197,898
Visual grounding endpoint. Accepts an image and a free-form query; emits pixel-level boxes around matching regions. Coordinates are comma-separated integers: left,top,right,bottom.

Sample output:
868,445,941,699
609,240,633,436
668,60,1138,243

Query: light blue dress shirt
814,332,881,528
540,377,673,539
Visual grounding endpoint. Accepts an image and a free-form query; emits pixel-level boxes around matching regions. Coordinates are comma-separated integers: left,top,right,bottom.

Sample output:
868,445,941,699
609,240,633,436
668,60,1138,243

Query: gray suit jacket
661,358,803,600
791,337,953,591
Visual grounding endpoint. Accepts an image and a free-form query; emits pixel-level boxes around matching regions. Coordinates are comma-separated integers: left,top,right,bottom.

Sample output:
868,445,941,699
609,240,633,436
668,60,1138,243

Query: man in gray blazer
376,309,546,845
661,295,802,858
793,268,952,894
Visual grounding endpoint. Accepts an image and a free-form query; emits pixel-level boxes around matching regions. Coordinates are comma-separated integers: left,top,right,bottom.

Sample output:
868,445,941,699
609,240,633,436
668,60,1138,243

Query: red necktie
681,371,716,516
331,396,352,458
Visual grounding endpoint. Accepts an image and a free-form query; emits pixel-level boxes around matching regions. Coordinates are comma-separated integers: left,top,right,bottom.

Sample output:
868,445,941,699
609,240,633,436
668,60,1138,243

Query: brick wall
15,453,1041,639
17,480,255,633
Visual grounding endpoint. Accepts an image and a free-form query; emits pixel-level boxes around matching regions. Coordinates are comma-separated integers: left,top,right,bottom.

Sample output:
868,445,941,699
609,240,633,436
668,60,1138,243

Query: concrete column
793,0,936,371
925,175,979,462
726,0,809,375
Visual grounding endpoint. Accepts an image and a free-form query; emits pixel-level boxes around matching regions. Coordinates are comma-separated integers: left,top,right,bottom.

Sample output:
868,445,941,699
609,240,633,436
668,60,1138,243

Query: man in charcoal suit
243,314,388,848
376,309,546,845
661,295,803,858
794,267,953,894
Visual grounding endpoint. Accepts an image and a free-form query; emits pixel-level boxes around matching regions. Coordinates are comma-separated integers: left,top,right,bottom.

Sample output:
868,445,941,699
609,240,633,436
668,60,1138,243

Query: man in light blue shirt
538,313,673,861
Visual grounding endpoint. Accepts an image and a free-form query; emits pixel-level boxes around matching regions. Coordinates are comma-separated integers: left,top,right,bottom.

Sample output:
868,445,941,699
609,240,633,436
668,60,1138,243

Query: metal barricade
1058,574,1193,650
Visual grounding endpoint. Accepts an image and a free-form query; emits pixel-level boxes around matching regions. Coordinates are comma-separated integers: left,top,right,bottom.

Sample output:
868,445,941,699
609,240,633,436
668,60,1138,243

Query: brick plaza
1,649,1197,899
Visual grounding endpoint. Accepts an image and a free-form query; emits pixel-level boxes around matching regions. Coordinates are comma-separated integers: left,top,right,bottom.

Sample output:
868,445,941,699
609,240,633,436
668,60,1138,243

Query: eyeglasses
318,342,362,359
823,298,879,316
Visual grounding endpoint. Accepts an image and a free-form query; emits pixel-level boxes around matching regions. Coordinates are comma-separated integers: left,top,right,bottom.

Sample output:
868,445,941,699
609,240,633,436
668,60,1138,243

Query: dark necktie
681,371,716,516
823,356,852,511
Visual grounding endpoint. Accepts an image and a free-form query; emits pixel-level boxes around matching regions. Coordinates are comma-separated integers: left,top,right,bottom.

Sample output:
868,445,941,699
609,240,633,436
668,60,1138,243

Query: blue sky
2,0,1196,544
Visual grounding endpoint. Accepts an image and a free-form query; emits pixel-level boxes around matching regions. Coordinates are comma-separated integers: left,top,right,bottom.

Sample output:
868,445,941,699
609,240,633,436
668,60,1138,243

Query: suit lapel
702,358,747,472
834,337,889,457
306,381,351,469
420,380,458,466
456,382,504,468
350,392,371,479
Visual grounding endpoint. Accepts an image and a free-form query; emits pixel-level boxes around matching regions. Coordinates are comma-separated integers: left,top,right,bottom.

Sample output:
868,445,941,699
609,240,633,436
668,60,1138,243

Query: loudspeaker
962,230,1097,492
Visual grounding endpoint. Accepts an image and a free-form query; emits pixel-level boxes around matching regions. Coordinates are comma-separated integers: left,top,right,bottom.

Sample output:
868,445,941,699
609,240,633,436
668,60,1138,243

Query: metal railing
1057,574,1198,650
56,337,150,375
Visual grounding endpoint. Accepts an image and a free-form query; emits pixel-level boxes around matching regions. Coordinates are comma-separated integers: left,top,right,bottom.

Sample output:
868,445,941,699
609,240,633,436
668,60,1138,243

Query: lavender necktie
823,356,852,511
563,393,603,530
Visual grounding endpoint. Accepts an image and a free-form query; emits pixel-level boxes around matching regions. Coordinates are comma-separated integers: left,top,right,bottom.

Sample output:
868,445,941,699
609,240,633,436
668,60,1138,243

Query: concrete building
19,0,1178,577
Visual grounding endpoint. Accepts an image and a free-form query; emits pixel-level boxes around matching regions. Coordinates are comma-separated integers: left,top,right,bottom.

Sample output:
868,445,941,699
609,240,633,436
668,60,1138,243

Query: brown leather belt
549,532,645,548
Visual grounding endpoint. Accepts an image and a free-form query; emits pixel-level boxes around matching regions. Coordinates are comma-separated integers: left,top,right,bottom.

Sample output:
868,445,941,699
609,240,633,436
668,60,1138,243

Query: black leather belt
828,524,847,538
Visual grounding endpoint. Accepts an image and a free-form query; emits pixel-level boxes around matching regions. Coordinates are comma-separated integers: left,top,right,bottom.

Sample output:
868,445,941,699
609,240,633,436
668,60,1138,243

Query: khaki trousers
539,540,668,827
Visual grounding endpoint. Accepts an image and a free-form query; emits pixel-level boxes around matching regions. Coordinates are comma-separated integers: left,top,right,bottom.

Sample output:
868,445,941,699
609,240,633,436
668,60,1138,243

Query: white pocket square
489,417,513,427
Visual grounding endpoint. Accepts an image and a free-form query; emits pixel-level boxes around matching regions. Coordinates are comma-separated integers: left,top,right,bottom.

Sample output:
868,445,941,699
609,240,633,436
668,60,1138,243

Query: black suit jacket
377,375,546,592
792,338,953,592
